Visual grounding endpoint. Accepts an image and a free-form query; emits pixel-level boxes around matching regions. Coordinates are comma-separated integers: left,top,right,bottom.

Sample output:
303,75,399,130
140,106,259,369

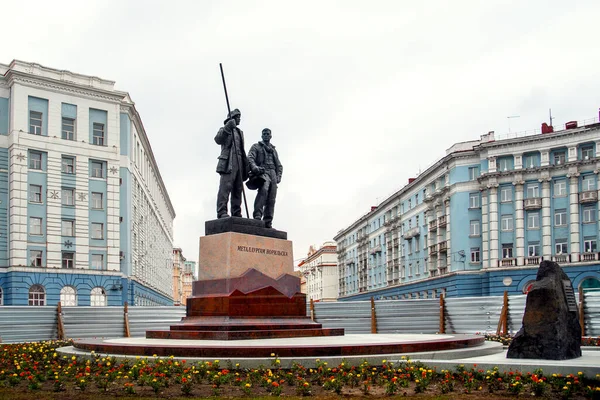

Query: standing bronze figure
247,128,283,228
215,109,248,218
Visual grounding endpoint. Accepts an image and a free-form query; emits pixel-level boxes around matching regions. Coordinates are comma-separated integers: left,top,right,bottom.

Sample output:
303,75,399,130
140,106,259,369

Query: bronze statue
215,109,248,218
247,128,283,228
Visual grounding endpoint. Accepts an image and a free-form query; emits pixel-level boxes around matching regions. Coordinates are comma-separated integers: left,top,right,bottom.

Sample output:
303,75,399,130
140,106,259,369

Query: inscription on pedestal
199,231,294,281
237,245,289,257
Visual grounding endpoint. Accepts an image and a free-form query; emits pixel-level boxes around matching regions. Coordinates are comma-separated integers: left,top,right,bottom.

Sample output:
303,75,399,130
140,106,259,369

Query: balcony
438,241,448,253
524,197,542,210
429,220,437,231
524,256,542,266
438,215,447,228
500,258,515,267
579,191,598,204
429,244,437,256
552,254,571,264
369,245,382,255
345,258,355,265
580,252,599,262
402,226,420,239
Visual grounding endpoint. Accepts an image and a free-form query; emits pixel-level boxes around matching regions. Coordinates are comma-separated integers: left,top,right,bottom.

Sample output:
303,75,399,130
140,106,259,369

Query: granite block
205,217,287,239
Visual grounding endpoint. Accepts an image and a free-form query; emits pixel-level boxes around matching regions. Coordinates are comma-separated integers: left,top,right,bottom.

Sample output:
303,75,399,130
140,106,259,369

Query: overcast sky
4,0,600,266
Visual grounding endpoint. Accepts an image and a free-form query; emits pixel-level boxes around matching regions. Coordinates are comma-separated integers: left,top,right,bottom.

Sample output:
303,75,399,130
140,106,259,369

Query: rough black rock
507,260,581,360
205,217,287,240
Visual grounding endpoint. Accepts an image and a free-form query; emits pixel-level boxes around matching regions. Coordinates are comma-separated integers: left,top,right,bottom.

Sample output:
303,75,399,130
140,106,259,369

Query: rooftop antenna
549,108,554,127
507,115,520,133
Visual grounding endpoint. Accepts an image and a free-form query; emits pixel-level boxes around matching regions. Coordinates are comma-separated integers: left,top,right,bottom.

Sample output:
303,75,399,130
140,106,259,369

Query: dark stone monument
507,260,581,360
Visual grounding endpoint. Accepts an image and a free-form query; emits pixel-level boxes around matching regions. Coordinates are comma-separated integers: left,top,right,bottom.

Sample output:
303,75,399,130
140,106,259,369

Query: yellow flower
245,383,251,388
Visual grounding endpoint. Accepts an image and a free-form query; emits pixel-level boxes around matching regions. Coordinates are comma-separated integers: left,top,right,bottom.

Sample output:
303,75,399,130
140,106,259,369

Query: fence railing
0,290,598,344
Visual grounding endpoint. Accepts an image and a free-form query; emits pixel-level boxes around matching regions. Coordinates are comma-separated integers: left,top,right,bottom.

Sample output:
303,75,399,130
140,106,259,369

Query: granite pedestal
146,217,344,340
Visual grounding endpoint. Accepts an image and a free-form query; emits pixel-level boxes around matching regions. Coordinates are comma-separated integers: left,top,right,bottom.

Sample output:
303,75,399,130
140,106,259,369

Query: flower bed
0,340,599,398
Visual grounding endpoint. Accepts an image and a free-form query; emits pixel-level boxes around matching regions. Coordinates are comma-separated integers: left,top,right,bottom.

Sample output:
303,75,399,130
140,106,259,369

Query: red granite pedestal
146,218,344,340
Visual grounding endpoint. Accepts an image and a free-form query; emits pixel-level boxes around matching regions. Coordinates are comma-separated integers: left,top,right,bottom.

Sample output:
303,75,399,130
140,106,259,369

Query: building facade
298,242,338,301
172,248,185,305
335,122,600,300
0,60,176,306
181,260,196,305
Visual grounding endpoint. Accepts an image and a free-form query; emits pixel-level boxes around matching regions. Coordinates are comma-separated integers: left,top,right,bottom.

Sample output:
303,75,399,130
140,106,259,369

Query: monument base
145,268,345,340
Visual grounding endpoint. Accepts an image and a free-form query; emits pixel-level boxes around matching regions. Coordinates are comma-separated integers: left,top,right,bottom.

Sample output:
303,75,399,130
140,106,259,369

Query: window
554,209,567,226
29,184,42,203
29,152,42,170
62,188,74,206
554,179,567,196
415,194,419,205
91,254,104,270
29,111,42,135
60,286,77,306
29,250,42,267
581,145,594,160
528,244,540,257
468,166,479,181
91,192,103,209
527,212,540,229
91,223,103,239
582,207,595,224
61,220,74,236
584,239,597,253
470,220,480,236
501,215,513,231
90,287,107,306
62,252,74,269
28,284,45,306
524,154,537,168
91,161,103,178
554,151,566,165
500,187,512,202
498,158,510,171
469,193,480,208
470,247,480,263
502,244,513,259
555,239,568,255
92,123,105,146
526,184,539,198
62,157,75,174
29,217,42,235
582,175,596,192
0,287,3,306
62,117,75,140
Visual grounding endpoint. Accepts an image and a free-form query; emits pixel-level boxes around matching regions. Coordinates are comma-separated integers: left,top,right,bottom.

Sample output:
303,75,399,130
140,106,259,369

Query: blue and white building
0,60,176,306
335,123,600,300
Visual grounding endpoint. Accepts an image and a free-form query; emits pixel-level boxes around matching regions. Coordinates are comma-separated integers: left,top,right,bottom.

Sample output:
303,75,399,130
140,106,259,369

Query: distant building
0,60,176,306
172,248,185,305
335,121,600,300
298,242,338,301
181,260,196,305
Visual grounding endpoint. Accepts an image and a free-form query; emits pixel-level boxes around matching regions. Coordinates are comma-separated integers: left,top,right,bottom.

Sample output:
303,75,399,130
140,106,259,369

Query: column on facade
541,178,552,258
514,181,525,266
445,198,451,270
568,174,580,262
9,147,29,266
436,203,444,270
481,189,489,268
426,208,435,271
46,153,62,268
597,171,600,248
488,186,499,268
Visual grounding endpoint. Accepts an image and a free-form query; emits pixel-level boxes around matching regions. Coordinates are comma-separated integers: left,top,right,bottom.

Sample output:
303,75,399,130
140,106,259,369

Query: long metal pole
219,63,249,218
